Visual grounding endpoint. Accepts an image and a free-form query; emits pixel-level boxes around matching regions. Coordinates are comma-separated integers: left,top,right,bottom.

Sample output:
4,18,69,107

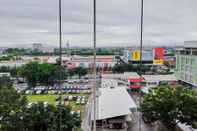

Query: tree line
0,62,88,88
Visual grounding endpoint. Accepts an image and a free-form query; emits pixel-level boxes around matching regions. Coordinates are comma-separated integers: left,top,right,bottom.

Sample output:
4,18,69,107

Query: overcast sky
0,0,197,48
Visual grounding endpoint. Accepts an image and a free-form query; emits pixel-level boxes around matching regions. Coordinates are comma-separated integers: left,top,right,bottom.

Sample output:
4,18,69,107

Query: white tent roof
91,87,137,120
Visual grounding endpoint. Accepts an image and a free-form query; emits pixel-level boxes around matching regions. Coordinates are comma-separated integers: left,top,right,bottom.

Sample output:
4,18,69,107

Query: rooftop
92,86,137,120
102,72,140,81
184,41,197,48
142,74,177,82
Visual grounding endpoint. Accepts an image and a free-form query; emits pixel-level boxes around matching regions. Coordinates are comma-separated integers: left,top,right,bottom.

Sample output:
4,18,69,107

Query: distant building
102,72,143,89
65,55,116,71
0,47,8,54
32,43,42,51
122,47,165,65
141,74,177,93
175,41,197,87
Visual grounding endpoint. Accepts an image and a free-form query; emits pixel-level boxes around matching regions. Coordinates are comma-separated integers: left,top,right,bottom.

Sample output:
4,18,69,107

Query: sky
0,0,197,48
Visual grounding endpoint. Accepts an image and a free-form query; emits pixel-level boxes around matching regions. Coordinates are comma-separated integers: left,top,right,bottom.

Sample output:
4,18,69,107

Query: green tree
18,62,58,87
74,67,88,78
140,85,197,130
0,76,13,87
0,81,81,131
0,77,27,130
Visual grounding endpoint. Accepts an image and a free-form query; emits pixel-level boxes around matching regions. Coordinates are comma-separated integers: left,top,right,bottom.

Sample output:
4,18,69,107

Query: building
175,41,197,87
102,72,143,89
123,49,153,65
0,47,8,54
122,47,165,65
32,43,42,51
141,74,177,93
65,55,116,71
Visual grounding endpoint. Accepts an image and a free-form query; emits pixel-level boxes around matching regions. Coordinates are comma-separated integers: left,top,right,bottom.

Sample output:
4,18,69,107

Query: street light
58,0,63,131
93,0,97,131
139,0,144,131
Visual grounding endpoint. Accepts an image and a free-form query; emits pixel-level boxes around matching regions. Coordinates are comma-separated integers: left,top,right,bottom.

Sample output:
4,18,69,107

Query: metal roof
142,74,177,82
102,72,140,81
184,41,197,48
91,86,137,120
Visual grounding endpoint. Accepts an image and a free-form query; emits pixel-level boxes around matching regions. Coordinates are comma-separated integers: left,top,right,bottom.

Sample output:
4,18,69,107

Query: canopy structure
91,86,137,120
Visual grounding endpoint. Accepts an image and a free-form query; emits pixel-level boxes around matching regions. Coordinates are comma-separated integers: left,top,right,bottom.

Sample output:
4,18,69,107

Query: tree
18,62,58,87
0,77,27,130
50,105,81,131
74,67,88,78
0,76,13,88
140,85,197,130
0,80,81,131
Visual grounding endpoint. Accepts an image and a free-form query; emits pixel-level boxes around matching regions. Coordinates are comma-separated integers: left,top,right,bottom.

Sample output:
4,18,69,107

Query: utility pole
66,40,70,57
93,0,97,130
58,0,63,131
139,0,144,131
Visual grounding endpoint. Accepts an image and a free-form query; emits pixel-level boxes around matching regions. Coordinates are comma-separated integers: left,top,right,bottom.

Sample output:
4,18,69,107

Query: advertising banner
131,50,153,61
153,48,164,65
142,51,153,61
124,50,131,61
132,50,140,61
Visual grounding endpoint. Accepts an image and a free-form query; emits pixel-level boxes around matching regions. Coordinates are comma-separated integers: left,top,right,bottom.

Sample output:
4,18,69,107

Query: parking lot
13,79,92,117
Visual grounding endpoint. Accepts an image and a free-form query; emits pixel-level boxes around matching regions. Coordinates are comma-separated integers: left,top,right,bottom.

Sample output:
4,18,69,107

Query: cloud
0,0,197,47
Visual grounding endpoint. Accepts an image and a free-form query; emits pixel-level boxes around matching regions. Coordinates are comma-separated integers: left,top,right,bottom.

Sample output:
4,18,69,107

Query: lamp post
93,0,97,131
58,0,63,131
139,0,144,131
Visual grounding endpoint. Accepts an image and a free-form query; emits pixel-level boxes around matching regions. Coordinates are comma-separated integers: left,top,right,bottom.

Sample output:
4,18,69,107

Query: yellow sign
132,50,140,61
153,59,164,65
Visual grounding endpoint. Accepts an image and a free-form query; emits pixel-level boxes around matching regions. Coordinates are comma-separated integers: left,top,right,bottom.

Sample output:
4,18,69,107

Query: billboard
131,50,153,61
142,51,153,61
132,50,140,61
124,50,131,61
153,48,164,65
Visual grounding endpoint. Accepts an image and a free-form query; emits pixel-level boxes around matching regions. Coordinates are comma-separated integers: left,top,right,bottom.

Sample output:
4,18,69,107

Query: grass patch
26,94,88,111
26,94,57,105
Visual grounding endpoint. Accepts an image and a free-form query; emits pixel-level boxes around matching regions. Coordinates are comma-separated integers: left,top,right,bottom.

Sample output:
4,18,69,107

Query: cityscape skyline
0,0,197,47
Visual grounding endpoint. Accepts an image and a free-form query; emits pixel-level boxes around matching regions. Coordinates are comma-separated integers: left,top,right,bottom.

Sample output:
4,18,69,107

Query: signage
153,59,164,65
153,48,164,65
132,50,140,61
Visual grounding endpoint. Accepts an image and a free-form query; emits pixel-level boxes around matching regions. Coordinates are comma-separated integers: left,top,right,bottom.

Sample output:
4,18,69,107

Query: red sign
128,77,144,89
129,85,141,89
154,48,164,60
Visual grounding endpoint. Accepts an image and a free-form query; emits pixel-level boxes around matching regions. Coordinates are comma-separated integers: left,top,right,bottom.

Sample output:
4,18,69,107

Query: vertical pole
139,0,144,131
93,0,97,131
140,0,144,70
58,0,62,131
